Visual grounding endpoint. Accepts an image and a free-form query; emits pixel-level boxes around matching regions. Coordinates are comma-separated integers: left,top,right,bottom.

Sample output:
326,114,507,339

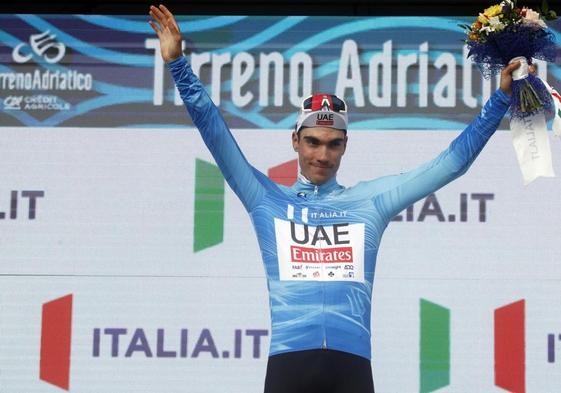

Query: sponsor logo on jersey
310,210,348,219
274,217,365,282
291,245,353,263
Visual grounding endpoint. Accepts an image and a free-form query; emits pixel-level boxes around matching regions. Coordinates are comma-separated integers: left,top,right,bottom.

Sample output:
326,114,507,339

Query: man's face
292,127,347,185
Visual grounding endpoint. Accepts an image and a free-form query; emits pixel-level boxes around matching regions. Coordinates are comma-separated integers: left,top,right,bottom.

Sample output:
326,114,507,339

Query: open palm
149,4,183,63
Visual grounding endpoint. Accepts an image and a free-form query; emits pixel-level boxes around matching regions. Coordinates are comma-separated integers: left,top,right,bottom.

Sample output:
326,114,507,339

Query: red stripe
268,159,298,186
40,294,73,391
494,299,525,393
311,94,323,111
310,93,332,111
552,91,561,102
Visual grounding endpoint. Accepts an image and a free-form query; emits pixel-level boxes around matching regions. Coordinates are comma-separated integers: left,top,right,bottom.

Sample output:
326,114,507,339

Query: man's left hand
500,61,538,96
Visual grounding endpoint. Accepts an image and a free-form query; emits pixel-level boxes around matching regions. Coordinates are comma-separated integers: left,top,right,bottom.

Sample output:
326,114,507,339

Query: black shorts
264,349,375,393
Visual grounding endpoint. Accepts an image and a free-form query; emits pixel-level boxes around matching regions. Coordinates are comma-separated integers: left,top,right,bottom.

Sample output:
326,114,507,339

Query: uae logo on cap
316,113,334,126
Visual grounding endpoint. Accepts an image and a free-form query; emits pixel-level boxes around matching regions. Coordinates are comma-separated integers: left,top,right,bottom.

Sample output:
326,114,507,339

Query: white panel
0,276,270,393
1,126,561,391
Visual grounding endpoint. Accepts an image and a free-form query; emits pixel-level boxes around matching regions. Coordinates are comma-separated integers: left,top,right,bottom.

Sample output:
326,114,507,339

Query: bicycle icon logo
12,30,66,64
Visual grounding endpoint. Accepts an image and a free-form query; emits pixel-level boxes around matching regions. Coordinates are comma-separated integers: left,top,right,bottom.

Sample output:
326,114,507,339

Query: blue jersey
168,56,510,360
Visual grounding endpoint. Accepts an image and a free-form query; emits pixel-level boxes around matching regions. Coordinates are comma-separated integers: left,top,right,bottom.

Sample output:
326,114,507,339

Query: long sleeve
373,89,511,220
168,56,265,212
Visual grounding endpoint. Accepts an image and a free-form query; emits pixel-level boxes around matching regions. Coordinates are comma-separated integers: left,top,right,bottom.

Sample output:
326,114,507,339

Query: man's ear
292,131,299,151
342,135,348,154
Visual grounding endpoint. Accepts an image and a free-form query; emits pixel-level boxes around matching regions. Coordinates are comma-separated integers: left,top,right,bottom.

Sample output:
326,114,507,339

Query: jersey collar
291,173,342,198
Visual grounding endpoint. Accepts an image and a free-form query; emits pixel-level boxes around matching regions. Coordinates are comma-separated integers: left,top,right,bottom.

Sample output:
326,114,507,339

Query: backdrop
1,14,560,393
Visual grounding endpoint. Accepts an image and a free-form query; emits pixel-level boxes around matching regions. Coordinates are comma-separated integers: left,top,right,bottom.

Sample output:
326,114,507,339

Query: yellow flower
484,4,502,18
478,13,489,24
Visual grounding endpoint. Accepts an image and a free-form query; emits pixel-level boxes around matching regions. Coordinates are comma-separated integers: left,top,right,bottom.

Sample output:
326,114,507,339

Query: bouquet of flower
463,0,558,118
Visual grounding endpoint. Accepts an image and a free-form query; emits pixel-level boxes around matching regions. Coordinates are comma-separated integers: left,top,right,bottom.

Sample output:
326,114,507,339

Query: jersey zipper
312,183,327,349
318,184,327,349
321,282,327,350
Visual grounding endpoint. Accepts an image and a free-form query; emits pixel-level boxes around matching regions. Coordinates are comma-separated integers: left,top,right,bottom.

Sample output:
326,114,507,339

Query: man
149,4,521,392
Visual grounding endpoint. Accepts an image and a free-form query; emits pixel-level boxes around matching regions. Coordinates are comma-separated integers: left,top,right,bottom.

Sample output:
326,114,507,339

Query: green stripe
420,299,450,393
193,158,225,252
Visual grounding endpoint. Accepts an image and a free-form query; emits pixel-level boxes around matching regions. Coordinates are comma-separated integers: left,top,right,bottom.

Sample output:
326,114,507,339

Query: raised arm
373,62,521,220
149,4,265,212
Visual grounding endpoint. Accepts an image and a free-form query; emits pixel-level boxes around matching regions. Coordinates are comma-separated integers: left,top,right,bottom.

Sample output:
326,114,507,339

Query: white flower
480,25,494,34
488,16,505,31
522,7,547,28
478,16,505,34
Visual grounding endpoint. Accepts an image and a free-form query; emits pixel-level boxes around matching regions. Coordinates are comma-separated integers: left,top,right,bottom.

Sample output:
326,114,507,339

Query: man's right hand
149,4,183,63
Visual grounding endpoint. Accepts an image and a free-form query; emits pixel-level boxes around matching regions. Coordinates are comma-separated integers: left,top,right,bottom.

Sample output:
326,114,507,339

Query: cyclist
149,5,521,392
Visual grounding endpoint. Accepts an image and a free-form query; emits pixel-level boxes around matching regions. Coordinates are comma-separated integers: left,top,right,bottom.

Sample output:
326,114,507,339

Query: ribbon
508,58,556,185
510,113,555,185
